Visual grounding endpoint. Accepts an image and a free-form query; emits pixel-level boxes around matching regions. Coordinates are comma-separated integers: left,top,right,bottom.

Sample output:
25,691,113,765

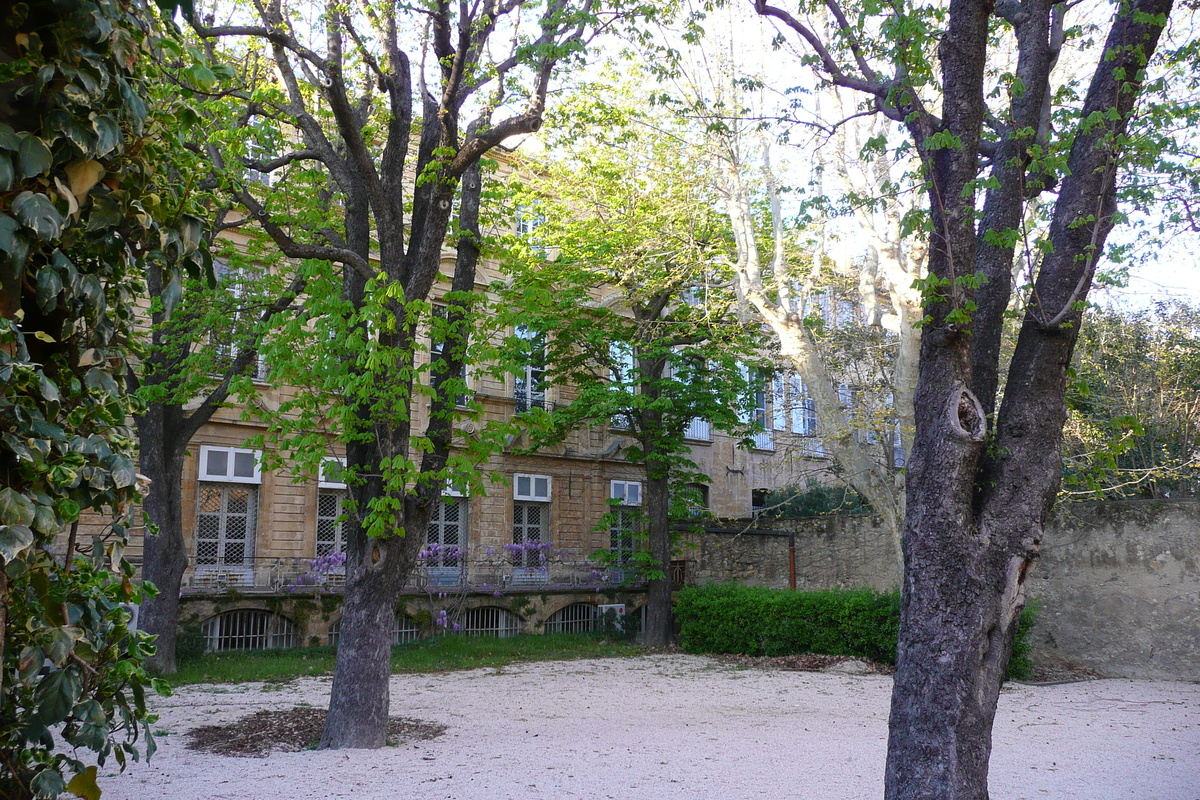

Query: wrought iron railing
173,552,652,595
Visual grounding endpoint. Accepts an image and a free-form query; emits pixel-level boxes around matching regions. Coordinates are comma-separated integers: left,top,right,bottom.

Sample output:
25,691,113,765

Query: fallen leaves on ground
185,707,447,757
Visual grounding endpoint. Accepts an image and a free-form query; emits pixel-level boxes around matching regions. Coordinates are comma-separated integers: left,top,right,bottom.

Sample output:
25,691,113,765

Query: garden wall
682,498,1200,681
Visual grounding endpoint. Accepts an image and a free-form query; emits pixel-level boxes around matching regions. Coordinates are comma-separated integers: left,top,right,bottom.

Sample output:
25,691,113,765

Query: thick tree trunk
884,0,1173,796
136,404,189,674
319,528,415,749
642,469,673,647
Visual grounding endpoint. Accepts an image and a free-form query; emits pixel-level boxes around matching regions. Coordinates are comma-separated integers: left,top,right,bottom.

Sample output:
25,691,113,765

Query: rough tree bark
741,0,1179,796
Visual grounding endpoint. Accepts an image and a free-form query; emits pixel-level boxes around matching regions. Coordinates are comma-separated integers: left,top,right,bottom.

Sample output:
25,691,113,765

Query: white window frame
610,480,642,506
319,457,347,489
513,473,551,501
198,445,262,484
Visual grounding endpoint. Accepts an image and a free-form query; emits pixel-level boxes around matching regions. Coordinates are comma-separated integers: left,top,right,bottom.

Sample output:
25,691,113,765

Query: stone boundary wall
682,499,1200,681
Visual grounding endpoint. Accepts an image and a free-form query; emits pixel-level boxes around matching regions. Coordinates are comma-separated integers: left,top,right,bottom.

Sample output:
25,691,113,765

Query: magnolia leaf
66,766,101,800
0,487,36,526
12,192,64,240
17,134,52,179
0,524,35,563
64,159,105,203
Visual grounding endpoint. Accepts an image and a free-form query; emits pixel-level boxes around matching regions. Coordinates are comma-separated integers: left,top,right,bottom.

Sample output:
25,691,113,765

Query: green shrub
175,623,207,665
675,583,1037,679
761,483,870,518
1006,598,1040,680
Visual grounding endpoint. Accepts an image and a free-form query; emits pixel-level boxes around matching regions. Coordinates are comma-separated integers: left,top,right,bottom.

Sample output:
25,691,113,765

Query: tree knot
947,384,986,442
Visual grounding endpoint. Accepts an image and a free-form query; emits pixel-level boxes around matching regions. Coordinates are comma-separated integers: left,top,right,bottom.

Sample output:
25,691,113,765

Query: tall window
512,473,551,570
609,480,641,566
211,261,269,381
512,503,546,568
773,373,818,436
196,446,261,568
514,325,546,412
316,458,347,559
430,303,470,407
742,367,772,450
427,495,466,571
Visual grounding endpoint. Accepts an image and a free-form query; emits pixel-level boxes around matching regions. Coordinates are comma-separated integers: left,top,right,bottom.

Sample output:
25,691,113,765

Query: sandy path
104,654,1200,800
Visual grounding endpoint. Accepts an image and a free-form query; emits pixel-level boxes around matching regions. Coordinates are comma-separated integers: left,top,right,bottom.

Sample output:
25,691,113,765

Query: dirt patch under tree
185,707,447,757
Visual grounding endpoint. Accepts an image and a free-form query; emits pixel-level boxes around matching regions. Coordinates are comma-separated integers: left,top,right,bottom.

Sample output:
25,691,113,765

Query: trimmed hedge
675,583,1037,679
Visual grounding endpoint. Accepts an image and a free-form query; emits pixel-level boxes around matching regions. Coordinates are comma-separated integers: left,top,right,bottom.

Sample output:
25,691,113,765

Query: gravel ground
104,654,1200,800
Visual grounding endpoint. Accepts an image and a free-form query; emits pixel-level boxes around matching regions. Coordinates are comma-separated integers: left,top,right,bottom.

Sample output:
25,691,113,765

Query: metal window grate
201,610,296,652
316,490,346,557
544,603,598,634
610,507,637,565
458,606,522,638
512,502,546,568
328,614,422,647
196,484,258,565
426,497,465,568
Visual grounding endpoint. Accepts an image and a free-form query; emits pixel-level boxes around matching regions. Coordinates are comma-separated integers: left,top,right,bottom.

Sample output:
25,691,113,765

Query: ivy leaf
36,265,63,312
161,268,182,318
33,668,82,726
30,769,66,799
90,114,122,157
0,152,12,191
107,454,137,489
17,134,52,179
84,367,119,396
66,766,102,800
0,213,18,254
64,159,105,203
0,487,36,526
0,524,35,562
12,192,65,240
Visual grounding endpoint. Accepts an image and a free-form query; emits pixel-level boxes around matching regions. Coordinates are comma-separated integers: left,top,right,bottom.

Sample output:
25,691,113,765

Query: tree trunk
319,529,414,749
136,406,189,675
642,468,673,647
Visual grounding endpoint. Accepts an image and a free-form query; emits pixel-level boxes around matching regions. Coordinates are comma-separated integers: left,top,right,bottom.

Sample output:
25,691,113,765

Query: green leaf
66,766,102,800
108,454,137,489
0,123,19,151
0,153,12,191
0,213,17,253
38,373,60,403
0,524,35,562
90,114,122,157
12,192,65,240
0,487,36,526
35,266,63,312
33,667,82,726
17,134,52,179
46,109,93,154
84,367,119,396
30,768,66,799
162,268,182,318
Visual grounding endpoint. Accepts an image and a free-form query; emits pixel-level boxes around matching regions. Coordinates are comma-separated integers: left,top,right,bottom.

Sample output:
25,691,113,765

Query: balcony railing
751,429,774,450
171,553,650,595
